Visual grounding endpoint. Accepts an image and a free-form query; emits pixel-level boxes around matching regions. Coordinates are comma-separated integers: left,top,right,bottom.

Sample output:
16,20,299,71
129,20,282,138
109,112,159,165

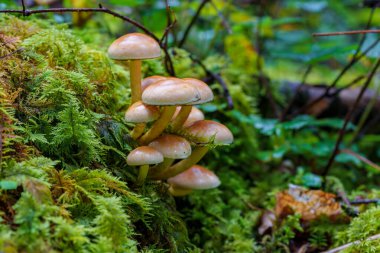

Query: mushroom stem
131,123,145,140
149,158,174,178
169,185,193,196
171,105,192,131
153,146,209,179
129,59,142,104
137,164,149,185
139,106,176,144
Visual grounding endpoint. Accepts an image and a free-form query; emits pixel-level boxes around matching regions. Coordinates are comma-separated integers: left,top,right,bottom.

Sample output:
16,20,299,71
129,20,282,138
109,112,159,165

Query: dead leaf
275,185,342,221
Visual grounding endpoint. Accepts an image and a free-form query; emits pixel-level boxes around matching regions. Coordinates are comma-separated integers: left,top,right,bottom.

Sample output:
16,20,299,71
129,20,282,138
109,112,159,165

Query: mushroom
155,120,233,179
148,134,191,177
139,78,201,144
108,33,161,104
171,78,213,131
167,165,221,196
141,75,167,92
127,146,163,184
125,101,160,139
172,106,205,128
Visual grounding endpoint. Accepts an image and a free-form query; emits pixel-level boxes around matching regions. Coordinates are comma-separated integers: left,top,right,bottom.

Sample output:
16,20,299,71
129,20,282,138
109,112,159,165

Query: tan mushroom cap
108,33,161,60
127,146,163,166
148,134,191,159
142,76,167,92
172,106,205,127
185,120,233,145
182,78,214,104
167,165,221,190
125,101,159,123
142,79,201,105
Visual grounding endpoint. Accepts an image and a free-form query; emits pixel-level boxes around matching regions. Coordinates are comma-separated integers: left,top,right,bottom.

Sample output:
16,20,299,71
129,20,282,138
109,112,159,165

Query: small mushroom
139,78,201,144
108,33,161,103
157,120,233,179
148,134,191,177
141,75,167,92
172,106,205,128
127,146,163,184
125,101,159,139
171,78,213,131
167,165,221,196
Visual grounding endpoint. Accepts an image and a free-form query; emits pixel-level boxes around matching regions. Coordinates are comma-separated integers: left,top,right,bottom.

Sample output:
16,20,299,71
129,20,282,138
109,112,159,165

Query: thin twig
350,199,380,205
0,4,177,75
21,0,26,16
209,0,232,34
313,29,380,37
160,0,177,76
293,7,378,117
280,65,312,121
0,47,24,60
322,58,380,180
340,149,380,171
178,0,210,48
321,233,380,253
0,6,158,41
191,56,234,109
293,38,380,116
160,0,177,44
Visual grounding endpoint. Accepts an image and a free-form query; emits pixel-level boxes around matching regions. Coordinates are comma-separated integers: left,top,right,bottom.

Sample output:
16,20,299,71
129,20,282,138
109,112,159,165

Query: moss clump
0,15,196,252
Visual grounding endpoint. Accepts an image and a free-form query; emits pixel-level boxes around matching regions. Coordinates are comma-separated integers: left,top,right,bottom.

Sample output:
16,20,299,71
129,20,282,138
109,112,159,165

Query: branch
313,29,380,37
350,199,380,205
209,0,232,34
0,3,178,75
0,47,24,60
178,0,210,48
159,2,177,45
0,6,159,41
293,37,380,117
321,233,380,253
340,149,380,171
159,0,177,76
322,57,380,179
293,7,378,117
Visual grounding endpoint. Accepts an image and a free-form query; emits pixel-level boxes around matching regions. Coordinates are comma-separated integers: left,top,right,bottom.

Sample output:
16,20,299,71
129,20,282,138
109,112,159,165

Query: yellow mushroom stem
137,164,149,185
171,105,192,131
152,146,209,179
131,123,145,140
139,106,176,144
129,59,142,104
148,158,174,178
169,185,193,197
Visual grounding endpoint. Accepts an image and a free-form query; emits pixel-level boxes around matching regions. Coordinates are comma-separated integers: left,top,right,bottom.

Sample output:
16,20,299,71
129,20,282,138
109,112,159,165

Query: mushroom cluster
108,33,233,196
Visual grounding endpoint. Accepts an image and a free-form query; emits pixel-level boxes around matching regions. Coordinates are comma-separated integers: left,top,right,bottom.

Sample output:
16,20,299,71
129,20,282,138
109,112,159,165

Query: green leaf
0,180,18,190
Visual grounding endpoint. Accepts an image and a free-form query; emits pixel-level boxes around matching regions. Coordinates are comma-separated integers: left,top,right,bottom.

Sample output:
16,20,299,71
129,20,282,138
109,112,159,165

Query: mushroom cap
125,101,159,123
172,106,205,127
142,79,201,105
148,134,191,159
167,165,221,190
108,33,161,60
184,107,205,127
185,120,233,145
142,76,167,92
127,146,163,166
182,78,214,104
